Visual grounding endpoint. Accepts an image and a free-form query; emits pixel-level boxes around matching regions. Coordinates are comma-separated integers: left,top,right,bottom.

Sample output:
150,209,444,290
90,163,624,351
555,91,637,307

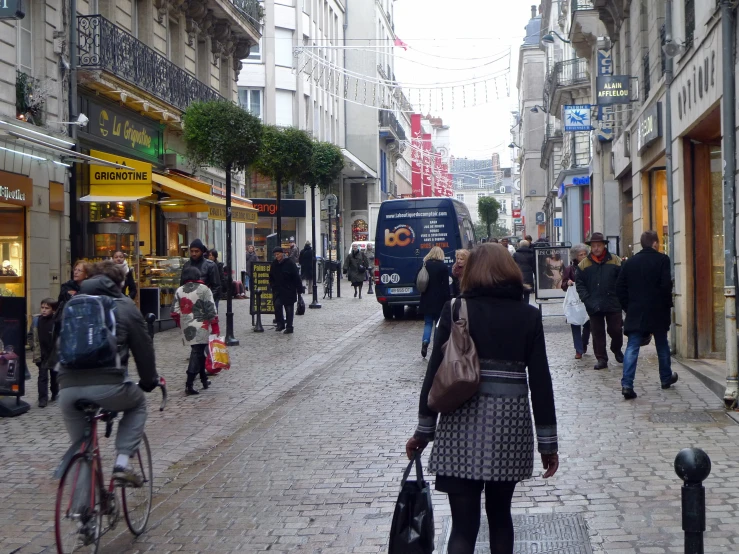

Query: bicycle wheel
122,433,153,535
55,454,102,554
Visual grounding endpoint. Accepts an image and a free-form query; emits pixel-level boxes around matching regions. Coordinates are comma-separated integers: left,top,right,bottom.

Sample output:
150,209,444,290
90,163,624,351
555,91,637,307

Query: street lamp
542,30,571,44
508,142,522,149
530,105,548,113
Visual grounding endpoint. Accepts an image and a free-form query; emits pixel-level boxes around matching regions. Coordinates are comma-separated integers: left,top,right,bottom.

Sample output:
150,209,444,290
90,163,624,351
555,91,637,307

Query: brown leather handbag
427,298,480,413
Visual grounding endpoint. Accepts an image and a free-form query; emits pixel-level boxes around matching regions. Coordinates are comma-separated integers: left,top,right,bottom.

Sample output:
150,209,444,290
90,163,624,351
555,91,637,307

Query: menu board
0,297,26,397
249,262,275,315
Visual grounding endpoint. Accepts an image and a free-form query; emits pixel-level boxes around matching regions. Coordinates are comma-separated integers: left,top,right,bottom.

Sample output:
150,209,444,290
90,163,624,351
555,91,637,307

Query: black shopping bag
388,453,435,554
296,295,306,316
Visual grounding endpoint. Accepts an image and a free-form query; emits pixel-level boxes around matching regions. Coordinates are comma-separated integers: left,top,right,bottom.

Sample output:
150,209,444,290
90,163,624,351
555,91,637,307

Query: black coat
58,279,80,307
616,247,672,335
575,251,622,314
299,247,314,279
513,246,535,287
122,268,137,300
269,258,304,304
344,250,369,284
419,259,451,319
181,256,221,301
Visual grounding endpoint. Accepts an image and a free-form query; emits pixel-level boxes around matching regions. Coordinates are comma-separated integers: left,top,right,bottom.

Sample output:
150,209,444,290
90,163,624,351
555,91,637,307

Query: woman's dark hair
182,267,202,282
209,249,219,260
460,243,523,293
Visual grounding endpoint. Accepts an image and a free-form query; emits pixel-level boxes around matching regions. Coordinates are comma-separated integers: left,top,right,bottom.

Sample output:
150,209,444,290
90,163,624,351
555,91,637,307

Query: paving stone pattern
1,298,739,553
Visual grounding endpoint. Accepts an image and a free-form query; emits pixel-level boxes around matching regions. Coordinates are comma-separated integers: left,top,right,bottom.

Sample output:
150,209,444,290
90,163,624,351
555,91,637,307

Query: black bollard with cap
253,290,264,333
674,447,711,554
146,313,156,339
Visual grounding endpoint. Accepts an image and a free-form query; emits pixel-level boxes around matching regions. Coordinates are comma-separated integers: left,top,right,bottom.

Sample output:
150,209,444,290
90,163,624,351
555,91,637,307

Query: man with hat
269,246,304,334
180,239,222,307
575,232,624,370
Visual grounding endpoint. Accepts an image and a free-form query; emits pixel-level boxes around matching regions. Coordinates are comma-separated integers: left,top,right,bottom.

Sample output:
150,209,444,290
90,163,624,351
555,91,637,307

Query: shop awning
79,184,153,202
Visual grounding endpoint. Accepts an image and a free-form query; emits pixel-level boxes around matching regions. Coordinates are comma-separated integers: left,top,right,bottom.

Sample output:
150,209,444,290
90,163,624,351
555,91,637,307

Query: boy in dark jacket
33,298,58,407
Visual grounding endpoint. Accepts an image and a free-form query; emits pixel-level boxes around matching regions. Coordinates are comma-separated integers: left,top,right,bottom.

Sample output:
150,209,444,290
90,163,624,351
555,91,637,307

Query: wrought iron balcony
379,111,407,142
540,124,563,170
77,15,224,113
571,0,595,10
547,58,590,116
643,52,651,101
660,24,667,75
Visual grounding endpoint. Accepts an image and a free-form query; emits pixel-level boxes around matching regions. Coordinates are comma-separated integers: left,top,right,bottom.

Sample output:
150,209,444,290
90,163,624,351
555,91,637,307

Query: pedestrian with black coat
419,246,451,358
343,244,369,298
406,243,558,554
562,244,591,359
33,298,58,407
615,230,678,399
180,239,221,309
299,241,314,286
575,232,624,370
513,240,535,304
245,245,259,293
269,247,304,334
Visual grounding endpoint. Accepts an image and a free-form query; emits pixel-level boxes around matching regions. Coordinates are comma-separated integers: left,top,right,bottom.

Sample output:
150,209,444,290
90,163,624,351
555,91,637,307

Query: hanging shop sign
0,171,32,207
563,105,593,132
675,40,718,122
89,150,152,185
595,75,631,105
83,97,163,158
0,0,24,19
249,198,307,218
208,205,258,223
636,102,662,154
596,49,615,142
249,262,275,316
535,212,545,225
512,209,521,218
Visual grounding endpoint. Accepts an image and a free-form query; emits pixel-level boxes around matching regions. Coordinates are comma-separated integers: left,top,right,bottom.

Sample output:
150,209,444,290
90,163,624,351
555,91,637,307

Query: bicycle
54,379,167,554
323,267,334,299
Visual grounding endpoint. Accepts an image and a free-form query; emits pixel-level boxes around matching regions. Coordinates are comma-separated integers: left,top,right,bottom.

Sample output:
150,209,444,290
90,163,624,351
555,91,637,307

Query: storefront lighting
0,146,46,161
0,120,75,148
53,161,71,168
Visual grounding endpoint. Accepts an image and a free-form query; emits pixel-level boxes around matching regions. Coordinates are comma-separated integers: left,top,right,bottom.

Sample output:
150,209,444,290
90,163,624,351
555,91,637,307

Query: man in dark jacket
513,240,535,303
181,239,221,308
57,260,160,487
269,247,304,334
615,230,678,399
575,232,624,370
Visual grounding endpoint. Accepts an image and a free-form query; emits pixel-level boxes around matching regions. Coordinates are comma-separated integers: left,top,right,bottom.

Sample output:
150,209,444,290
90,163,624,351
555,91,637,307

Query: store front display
352,219,369,242
0,171,32,298
645,169,668,255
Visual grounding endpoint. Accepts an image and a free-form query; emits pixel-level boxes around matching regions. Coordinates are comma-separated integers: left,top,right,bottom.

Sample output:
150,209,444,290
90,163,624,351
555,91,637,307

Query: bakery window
0,209,25,298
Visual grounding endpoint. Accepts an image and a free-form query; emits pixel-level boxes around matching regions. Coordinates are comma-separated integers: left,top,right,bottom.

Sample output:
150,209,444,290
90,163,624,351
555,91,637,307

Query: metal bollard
675,447,711,554
146,313,156,339
253,290,264,333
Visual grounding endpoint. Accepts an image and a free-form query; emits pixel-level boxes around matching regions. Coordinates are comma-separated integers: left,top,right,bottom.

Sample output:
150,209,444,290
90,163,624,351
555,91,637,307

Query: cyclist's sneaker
112,466,143,487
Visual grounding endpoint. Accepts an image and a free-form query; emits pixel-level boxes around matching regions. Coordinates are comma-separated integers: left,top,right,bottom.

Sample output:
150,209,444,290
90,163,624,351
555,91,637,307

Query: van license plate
389,287,412,294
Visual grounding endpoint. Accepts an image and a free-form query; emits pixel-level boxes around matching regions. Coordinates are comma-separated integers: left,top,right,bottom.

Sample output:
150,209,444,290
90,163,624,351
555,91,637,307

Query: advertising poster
249,262,275,316
534,246,569,300
0,297,26,397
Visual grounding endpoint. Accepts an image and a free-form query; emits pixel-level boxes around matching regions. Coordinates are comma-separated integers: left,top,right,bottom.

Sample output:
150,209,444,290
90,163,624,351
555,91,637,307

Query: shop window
0,210,24,298
246,39,262,62
87,202,137,259
352,219,368,242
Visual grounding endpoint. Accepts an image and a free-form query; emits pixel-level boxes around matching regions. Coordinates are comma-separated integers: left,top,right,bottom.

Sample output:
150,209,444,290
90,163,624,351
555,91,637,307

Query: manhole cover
440,513,592,553
650,412,716,424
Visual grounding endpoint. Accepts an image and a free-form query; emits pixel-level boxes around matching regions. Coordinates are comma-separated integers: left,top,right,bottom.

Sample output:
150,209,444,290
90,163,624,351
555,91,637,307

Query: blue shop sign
563,105,593,132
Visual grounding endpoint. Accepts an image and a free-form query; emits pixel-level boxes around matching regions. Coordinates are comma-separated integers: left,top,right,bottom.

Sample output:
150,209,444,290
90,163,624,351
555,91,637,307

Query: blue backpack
58,295,120,369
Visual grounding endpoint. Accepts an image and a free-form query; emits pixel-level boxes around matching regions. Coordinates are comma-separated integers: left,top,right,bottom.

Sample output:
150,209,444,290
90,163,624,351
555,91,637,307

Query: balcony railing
571,0,595,11
660,24,667,75
379,111,407,142
77,15,224,112
540,124,563,170
553,58,590,88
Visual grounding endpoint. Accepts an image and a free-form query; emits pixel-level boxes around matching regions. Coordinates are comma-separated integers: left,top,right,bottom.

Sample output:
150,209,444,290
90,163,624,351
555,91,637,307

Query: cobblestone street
2,296,739,553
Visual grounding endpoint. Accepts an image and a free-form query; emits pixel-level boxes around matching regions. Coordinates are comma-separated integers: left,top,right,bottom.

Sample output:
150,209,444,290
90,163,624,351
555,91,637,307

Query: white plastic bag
563,286,589,326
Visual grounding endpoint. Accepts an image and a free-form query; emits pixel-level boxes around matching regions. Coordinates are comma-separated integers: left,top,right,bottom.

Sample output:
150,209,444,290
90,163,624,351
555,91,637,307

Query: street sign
563,105,593,132
249,262,275,316
0,0,24,20
554,218,563,227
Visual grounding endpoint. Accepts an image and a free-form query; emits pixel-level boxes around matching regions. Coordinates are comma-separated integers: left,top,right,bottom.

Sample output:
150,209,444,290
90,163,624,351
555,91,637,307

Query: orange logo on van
385,225,415,247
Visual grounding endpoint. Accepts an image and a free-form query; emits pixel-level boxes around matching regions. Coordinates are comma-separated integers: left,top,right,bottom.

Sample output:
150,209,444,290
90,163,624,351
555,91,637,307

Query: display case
139,256,186,321
0,210,25,298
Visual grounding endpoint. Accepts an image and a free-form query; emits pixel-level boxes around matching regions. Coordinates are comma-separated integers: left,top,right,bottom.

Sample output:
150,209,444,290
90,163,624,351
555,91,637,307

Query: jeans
274,296,295,329
37,364,58,400
422,315,437,344
589,311,624,362
621,331,672,389
570,321,591,354
245,274,250,290
215,299,220,313
59,382,147,457
187,344,208,385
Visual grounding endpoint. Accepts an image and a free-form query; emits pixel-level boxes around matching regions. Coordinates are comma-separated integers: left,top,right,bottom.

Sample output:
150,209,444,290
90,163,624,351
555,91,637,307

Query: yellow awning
79,184,153,202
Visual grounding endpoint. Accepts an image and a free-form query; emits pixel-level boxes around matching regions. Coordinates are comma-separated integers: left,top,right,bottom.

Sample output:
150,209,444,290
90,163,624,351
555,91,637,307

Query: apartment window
478,177,485,188
238,88,263,119
684,0,695,50
17,7,32,74
477,192,485,200
456,194,464,202
275,28,293,68
246,39,262,63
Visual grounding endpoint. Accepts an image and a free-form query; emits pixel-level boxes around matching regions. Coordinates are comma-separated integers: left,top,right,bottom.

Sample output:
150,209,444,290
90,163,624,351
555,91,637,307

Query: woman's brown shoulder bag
427,298,480,414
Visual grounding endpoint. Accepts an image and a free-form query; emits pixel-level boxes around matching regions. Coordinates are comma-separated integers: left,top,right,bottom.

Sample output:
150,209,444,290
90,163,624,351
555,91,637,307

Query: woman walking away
451,249,469,298
171,267,219,396
406,243,559,554
419,246,451,358
562,243,591,359
513,240,535,304
113,251,137,300
299,241,314,287
343,244,369,299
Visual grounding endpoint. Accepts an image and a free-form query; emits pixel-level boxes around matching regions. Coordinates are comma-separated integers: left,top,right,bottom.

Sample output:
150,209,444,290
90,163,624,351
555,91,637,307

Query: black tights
447,481,516,554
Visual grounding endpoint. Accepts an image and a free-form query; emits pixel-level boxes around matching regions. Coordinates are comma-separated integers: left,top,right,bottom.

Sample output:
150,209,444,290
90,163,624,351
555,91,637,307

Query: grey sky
393,0,536,165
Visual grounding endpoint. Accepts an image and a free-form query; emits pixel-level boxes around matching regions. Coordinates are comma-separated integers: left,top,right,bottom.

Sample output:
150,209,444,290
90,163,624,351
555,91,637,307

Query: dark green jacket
575,251,622,315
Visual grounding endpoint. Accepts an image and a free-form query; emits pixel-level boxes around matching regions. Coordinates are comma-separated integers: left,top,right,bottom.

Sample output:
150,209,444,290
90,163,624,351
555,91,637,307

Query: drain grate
440,513,593,553
650,411,716,424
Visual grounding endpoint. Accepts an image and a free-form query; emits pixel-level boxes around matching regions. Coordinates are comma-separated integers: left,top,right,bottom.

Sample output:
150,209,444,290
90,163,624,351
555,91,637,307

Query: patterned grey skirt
428,360,535,483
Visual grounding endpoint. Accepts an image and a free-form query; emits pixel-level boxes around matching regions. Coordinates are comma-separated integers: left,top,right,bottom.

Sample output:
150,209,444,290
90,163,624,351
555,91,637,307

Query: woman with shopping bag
405,243,559,554
561,244,590,359
171,267,219,396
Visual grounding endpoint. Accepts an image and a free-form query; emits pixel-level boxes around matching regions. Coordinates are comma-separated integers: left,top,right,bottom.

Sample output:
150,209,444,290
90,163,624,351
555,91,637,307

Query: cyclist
57,260,160,486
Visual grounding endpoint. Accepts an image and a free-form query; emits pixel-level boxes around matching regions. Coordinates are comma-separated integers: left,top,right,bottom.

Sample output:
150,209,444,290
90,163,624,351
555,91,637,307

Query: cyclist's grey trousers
59,382,147,457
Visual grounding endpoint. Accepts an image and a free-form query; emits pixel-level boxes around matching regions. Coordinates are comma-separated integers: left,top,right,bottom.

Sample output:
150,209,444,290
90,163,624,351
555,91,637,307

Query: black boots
186,385,199,395
661,372,679,389
358,284,363,299
622,387,637,400
421,342,429,358
354,287,358,298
